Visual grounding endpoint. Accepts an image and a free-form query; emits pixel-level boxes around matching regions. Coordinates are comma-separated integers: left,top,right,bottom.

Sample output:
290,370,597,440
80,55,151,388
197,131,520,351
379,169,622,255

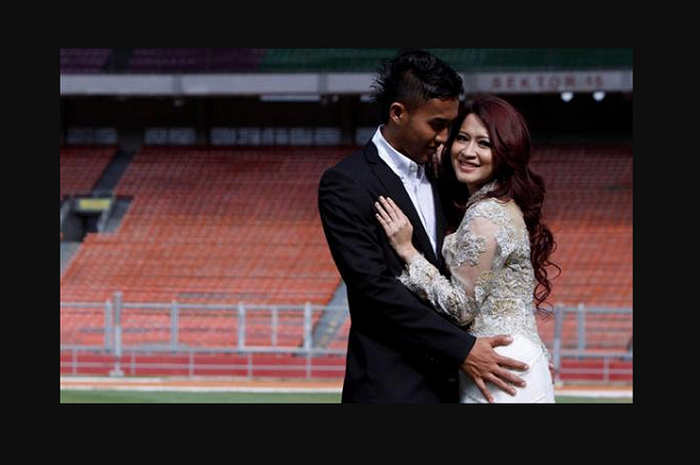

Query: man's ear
389,102,407,126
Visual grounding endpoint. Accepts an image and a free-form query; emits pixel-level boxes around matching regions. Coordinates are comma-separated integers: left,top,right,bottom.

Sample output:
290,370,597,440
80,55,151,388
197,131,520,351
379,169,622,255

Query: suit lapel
364,143,440,267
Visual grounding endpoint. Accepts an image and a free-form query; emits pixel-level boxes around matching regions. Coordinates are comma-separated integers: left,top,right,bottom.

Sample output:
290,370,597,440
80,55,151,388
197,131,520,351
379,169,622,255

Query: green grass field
60,390,631,403
60,390,340,403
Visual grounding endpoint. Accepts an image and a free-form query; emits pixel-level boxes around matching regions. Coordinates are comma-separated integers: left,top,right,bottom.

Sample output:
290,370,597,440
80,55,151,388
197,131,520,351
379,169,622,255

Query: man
318,50,526,402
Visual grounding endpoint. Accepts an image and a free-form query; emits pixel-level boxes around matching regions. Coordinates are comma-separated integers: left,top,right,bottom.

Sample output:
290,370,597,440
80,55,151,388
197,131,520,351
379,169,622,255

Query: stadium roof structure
60,48,633,97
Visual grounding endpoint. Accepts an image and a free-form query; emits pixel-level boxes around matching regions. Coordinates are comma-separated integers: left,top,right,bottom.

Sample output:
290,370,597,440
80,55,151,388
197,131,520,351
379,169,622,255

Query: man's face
398,97,459,164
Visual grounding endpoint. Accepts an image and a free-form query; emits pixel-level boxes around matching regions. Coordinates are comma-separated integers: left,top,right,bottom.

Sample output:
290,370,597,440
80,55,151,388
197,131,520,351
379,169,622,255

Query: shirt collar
372,126,424,181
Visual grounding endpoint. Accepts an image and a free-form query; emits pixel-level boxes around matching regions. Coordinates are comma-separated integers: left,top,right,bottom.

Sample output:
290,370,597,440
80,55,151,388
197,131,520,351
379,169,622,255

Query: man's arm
318,166,474,366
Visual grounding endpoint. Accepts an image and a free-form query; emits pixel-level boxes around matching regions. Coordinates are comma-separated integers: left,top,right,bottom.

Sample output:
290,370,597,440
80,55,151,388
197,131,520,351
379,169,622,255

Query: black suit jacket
318,141,476,403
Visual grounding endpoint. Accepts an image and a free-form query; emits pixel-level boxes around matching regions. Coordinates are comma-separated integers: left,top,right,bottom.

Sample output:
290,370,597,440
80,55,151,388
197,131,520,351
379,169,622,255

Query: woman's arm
375,197,504,325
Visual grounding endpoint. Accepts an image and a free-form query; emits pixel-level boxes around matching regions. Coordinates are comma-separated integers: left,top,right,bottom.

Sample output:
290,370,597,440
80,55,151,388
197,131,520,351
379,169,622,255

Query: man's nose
436,128,450,145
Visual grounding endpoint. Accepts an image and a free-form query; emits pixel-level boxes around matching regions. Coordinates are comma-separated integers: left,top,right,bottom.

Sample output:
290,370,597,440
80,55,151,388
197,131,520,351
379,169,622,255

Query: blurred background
60,49,632,402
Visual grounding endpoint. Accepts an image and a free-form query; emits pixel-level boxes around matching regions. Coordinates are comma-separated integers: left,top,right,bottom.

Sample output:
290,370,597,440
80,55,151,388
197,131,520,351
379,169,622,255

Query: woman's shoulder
467,196,513,216
464,197,524,229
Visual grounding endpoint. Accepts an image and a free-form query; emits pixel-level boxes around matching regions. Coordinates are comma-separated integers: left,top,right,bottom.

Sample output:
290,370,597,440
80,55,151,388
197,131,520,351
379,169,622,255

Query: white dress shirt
372,126,437,256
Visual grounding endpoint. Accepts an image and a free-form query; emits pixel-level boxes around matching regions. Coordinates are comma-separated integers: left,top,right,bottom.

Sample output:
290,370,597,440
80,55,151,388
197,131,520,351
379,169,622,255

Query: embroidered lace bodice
399,182,549,358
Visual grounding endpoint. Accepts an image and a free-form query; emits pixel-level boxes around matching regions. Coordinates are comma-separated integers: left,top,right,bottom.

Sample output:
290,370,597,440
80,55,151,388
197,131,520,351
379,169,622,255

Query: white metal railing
61,293,631,381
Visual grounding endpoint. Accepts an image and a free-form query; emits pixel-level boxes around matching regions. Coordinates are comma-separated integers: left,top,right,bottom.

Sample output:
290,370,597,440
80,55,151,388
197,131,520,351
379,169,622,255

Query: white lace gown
399,182,555,403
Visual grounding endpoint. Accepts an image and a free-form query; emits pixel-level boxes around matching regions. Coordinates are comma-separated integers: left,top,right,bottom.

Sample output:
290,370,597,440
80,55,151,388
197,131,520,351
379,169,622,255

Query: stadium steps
312,281,349,348
93,149,135,194
102,198,131,234
61,241,81,275
104,49,134,72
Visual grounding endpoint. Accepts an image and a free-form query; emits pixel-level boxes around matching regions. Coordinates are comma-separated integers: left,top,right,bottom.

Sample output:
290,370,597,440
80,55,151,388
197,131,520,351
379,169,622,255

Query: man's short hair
371,49,464,123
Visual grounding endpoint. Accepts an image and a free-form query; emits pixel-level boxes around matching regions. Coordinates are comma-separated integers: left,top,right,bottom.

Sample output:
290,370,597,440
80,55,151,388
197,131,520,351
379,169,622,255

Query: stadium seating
60,49,634,74
60,145,117,198
129,48,266,72
60,143,632,356
532,144,633,309
61,147,346,349
60,49,112,73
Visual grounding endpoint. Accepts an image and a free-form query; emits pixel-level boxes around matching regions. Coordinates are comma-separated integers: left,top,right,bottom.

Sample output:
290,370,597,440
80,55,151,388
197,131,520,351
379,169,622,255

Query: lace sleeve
399,200,509,326
398,254,478,326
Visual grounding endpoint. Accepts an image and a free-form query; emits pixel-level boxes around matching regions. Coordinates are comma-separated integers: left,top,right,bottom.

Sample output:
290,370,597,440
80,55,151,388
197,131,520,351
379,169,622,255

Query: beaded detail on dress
399,181,549,358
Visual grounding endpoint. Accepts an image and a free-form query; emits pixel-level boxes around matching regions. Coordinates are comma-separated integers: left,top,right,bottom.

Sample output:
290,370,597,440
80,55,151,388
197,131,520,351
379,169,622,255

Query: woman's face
451,113,494,193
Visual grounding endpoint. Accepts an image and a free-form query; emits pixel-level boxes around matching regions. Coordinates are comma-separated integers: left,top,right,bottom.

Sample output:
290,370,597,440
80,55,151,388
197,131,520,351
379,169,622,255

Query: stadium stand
60,48,633,74
60,48,112,73
60,145,117,199
60,143,632,353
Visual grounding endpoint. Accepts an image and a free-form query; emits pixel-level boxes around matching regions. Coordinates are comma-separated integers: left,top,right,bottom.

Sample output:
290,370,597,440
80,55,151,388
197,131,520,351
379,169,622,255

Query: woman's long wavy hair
438,94,560,313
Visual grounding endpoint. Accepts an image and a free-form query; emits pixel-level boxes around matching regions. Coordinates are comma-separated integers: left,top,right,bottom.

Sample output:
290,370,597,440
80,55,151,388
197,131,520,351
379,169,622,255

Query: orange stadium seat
60,145,117,199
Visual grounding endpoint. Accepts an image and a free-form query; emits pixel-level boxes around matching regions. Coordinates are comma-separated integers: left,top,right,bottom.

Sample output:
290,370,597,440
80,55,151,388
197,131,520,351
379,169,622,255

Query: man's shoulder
322,143,375,180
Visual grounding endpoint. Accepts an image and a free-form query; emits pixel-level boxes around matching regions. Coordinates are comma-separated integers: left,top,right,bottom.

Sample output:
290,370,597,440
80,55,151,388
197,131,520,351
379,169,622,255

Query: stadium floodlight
593,91,606,102
560,92,574,103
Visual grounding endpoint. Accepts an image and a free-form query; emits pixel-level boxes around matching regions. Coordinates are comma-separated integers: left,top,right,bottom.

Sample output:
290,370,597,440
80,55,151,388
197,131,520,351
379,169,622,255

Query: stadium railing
60,293,632,383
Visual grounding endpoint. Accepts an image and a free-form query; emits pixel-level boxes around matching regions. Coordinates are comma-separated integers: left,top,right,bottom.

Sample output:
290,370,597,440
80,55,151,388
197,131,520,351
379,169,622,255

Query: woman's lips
457,159,479,172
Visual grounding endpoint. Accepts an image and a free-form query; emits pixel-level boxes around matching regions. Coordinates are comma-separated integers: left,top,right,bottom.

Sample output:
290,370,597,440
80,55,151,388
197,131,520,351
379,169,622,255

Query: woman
375,94,558,403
